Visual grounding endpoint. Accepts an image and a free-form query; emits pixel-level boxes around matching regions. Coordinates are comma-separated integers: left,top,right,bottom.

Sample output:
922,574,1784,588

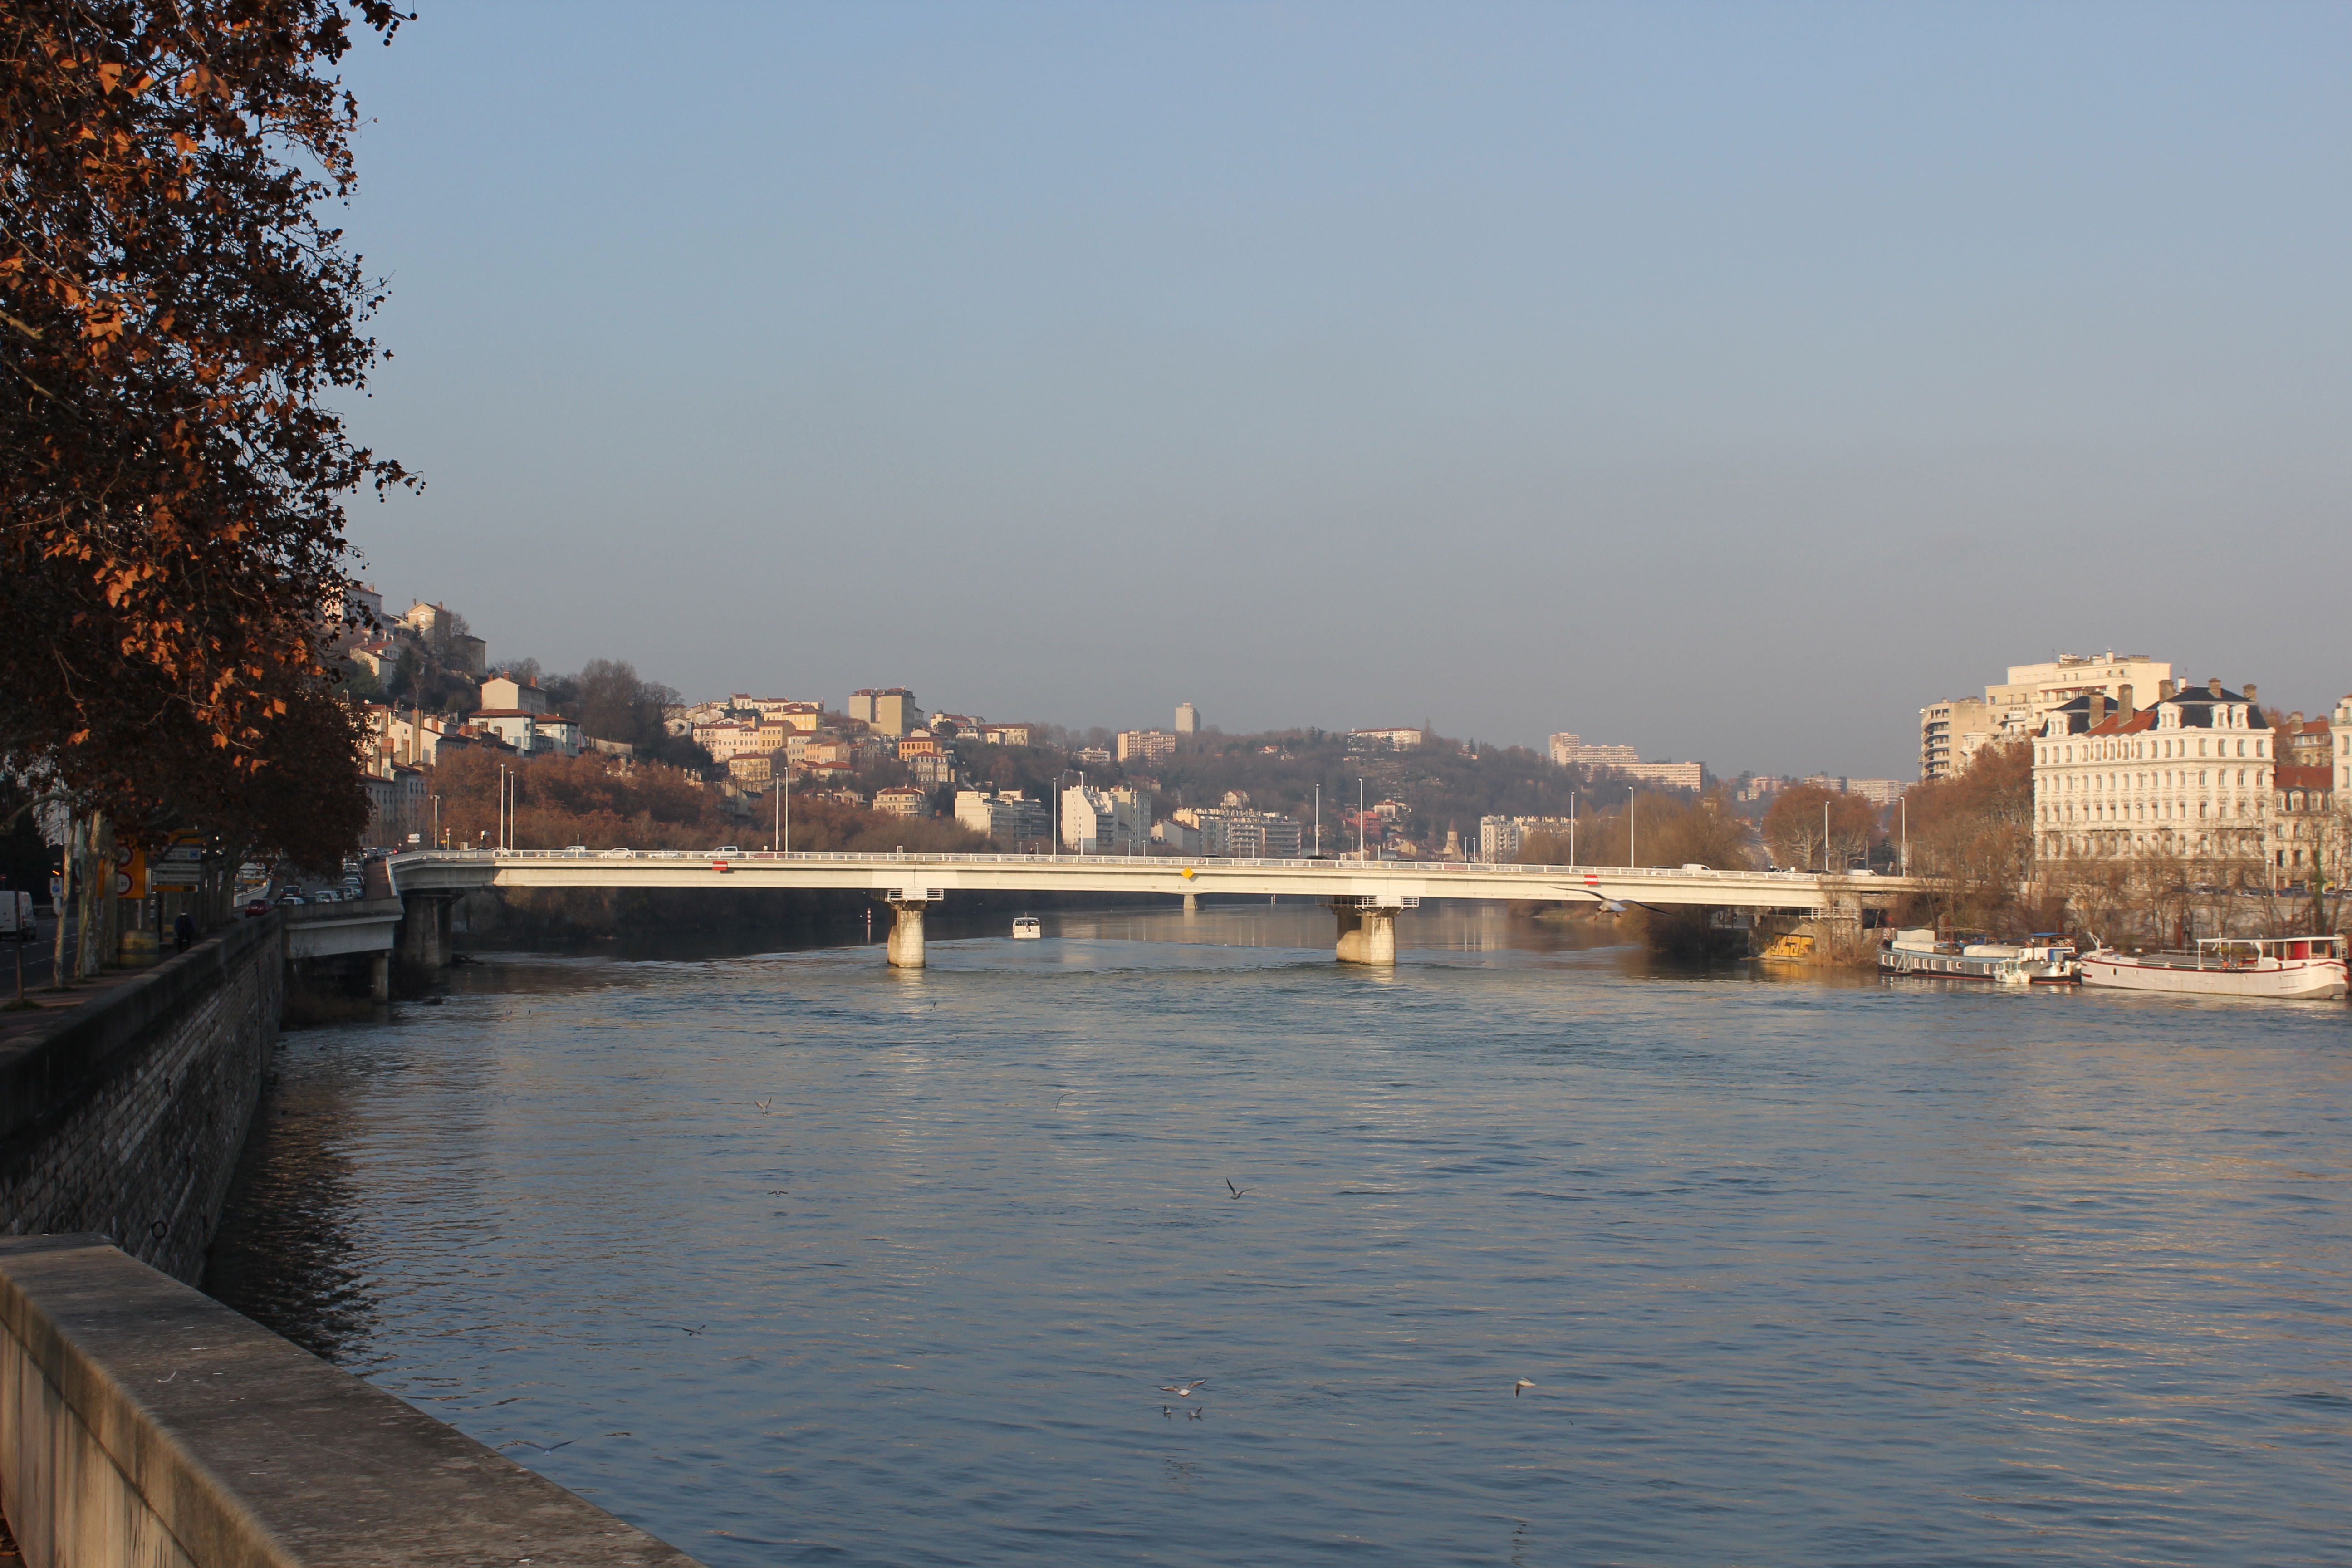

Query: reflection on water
209,906,2352,1567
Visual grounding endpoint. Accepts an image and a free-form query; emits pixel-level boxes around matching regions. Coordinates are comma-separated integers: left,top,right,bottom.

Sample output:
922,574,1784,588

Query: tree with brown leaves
1,0,408,876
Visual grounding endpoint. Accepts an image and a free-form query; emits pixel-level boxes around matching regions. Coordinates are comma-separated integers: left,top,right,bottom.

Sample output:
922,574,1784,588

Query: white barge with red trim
2078,936,2347,999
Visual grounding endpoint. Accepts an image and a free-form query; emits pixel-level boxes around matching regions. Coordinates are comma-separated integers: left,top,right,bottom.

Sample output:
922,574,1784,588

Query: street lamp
1629,786,1636,868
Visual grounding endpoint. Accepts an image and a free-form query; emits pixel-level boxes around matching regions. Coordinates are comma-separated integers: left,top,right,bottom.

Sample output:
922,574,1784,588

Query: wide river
208,905,2352,1567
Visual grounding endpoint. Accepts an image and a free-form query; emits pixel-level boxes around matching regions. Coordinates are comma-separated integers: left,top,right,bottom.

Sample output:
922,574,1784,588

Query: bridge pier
884,899,929,968
1182,893,1198,915
396,891,456,971
1332,900,1399,966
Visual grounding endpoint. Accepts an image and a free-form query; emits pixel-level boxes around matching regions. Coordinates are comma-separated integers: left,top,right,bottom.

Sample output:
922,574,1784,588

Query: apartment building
873,787,931,819
848,688,923,738
1117,730,1176,764
363,761,427,848
1925,652,2174,782
2034,678,2271,864
955,790,1051,846
906,754,957,787
480,675,550,715
1174,702,1200,735
1062,786,1149,853
1919,697,1998,781
692,720,762,762
1173,806,1302,858
2275,711,2332,769
1607,761,1705,791
1351,728,1425,750
1548,734,1641,769
1479,815,1578,863
1989,653,2173,740
2335,696,2352,794
2271,765,2333,878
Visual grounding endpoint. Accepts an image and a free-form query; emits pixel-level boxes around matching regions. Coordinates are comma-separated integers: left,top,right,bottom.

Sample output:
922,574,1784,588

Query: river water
207,906,2352,1567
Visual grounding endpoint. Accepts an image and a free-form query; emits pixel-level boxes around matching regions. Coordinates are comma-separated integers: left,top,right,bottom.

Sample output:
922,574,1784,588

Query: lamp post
1569,791,1577,867
1358,778,1366,861
1314,784,1320,857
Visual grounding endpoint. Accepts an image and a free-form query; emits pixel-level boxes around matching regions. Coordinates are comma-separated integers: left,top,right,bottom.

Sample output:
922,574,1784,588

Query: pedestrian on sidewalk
173,912,195,955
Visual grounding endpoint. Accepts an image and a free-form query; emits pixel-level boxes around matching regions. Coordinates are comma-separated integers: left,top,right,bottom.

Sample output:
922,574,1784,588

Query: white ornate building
2034,678,2271,865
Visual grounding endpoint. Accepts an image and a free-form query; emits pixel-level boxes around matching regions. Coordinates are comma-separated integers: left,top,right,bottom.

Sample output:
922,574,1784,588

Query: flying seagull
1513,1379,1535,1398
1158,1378,1209,1398
1225,1179,1248,1199
754,1098,772,1113
654,1323,706,1337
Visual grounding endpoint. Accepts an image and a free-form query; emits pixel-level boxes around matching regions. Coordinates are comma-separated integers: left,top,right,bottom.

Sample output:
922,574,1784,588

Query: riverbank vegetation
430,750,986,855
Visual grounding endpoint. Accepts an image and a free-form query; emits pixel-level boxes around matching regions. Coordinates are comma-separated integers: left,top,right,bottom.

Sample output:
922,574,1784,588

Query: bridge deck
387,849,1923,910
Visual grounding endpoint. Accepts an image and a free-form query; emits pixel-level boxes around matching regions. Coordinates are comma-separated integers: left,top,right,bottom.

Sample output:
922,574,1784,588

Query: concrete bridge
387,848,1928,968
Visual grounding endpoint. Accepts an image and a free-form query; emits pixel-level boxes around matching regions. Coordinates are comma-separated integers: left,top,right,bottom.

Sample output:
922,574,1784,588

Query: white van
0,891,34,941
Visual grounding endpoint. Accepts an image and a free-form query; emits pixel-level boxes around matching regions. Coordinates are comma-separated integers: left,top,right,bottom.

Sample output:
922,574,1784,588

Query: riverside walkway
387,849,1926,967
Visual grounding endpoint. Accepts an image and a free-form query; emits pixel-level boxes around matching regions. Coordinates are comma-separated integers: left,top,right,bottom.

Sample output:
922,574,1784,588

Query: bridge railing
386,848,1877,884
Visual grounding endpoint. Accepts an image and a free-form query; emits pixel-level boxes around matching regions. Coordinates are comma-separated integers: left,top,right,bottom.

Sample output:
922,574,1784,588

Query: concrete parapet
0,1234,700,1568
0,917,281,1284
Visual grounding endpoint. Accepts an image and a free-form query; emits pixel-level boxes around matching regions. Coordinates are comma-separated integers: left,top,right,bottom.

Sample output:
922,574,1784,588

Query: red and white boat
2078,936,2348,1000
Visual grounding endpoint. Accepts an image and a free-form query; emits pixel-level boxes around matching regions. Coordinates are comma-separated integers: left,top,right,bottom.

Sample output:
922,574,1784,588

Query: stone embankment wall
0,1235,699,1567
0,916,282,1285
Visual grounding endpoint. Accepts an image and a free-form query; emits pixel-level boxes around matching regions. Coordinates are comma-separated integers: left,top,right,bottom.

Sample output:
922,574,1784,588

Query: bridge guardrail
386,848,1895,884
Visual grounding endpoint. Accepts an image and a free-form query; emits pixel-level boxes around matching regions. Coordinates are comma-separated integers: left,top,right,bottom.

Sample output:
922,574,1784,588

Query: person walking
172,911,195,955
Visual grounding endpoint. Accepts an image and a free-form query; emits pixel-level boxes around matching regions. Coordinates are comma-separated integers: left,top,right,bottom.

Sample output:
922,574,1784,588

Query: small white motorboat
1011,916,1043,941
2078,936,2347,1000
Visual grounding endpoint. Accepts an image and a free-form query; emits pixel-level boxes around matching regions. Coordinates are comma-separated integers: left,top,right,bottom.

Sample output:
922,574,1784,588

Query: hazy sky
330,2,2351,777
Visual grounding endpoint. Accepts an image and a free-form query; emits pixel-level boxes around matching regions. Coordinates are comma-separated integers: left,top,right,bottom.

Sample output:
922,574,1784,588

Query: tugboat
1011,915,1043,941
2078,936,2347,1000
1878,928,2080,985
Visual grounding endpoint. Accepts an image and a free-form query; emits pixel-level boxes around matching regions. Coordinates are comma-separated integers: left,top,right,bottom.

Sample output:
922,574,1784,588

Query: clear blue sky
331,2,2351,777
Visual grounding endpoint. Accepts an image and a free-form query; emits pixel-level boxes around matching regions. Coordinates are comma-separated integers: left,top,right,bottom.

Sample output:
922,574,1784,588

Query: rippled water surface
208,907,2352,1566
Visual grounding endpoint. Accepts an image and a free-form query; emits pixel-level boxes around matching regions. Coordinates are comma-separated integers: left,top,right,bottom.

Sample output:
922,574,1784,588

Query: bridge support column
396,891,455,971
1182,893,1198,915
1332,900,1398,966
885,899,928,969
368,951,391,1002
